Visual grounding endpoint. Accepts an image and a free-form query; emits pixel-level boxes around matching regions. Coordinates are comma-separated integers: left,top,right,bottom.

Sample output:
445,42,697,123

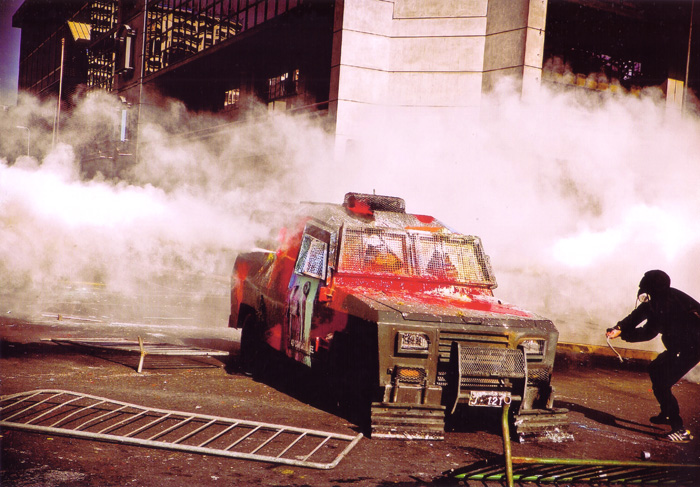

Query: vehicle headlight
520,339,546,356
397,331,430,354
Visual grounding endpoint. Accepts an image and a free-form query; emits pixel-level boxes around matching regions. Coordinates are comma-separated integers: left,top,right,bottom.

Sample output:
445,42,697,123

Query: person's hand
606,327,621,339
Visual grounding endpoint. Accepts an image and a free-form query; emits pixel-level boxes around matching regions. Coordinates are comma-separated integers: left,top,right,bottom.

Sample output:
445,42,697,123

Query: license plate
468,391,511,407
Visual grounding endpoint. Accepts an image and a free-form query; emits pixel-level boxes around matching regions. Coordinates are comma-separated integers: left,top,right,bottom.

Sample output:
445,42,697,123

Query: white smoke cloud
0,92,335,326
322,77,700,353
1,81,699,362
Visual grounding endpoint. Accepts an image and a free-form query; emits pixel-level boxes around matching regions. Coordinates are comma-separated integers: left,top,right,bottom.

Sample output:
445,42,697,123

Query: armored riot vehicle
229,193,568,440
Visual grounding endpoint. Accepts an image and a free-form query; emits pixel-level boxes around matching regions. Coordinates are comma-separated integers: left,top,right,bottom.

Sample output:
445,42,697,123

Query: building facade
12,0,700,166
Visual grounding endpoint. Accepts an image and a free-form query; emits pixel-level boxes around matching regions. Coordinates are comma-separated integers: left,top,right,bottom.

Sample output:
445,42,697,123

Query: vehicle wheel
239,313,259,376
326,333,350,411
329,332,372,430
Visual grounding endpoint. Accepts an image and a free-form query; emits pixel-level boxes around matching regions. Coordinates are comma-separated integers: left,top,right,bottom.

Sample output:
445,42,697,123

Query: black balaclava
638,270,671,298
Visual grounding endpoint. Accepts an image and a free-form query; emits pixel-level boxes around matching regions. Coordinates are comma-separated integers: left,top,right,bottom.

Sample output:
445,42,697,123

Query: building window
91,0,118,36
87,48,115,91
268,69,299,101
224,88,240,109
145,0,303,75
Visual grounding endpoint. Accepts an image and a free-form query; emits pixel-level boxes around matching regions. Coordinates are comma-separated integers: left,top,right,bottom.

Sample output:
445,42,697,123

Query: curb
555,341,656,371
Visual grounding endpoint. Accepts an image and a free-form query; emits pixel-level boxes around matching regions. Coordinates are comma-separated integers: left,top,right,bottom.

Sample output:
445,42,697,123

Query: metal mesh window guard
339,228,409,277
338,227,496,287
414,234,494,286
295,234,327,279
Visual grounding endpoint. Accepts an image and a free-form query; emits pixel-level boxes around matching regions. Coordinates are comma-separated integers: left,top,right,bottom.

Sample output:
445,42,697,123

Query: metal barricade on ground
1,389,362,470
447,403,700,486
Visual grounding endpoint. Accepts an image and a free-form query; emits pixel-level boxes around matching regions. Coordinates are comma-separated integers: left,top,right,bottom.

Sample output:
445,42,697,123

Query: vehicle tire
324,333,349,414
239,313,259,376
329,332,372,431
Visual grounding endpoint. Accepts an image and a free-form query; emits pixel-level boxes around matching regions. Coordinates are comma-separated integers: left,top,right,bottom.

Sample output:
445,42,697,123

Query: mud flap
513,407,573,443
370,402,446,440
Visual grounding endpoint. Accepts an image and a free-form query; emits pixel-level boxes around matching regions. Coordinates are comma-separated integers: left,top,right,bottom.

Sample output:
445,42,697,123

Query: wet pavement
1,301,700,486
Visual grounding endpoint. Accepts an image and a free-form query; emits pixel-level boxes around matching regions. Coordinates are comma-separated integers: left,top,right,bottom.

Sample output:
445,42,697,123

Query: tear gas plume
1,80,699,377
329,78,700,362
1,92,333,325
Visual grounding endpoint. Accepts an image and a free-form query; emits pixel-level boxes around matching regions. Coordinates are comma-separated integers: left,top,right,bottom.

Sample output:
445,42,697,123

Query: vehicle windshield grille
338,227,496,287
339,227,411,277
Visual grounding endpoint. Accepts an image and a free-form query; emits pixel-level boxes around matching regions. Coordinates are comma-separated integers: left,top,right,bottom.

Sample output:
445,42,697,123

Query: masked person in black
607,270,700,443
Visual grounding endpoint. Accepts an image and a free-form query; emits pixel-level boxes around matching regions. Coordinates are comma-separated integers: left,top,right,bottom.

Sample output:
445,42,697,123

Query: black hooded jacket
617,287,700,354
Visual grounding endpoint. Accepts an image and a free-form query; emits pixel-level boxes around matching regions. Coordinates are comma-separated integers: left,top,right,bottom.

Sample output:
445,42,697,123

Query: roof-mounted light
343,192,406,215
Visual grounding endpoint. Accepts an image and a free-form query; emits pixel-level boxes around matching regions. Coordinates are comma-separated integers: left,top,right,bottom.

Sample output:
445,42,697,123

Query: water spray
606,336,624,363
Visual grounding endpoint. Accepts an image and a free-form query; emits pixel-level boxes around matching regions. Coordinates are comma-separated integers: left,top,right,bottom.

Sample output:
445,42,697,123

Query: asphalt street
1,301,699,486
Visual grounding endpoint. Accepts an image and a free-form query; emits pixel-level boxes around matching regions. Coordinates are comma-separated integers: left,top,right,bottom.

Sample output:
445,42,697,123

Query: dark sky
0,0,24,106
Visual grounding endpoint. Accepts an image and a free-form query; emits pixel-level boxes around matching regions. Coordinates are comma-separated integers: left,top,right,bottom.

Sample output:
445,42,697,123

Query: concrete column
330,0,489,152
482,0,547,98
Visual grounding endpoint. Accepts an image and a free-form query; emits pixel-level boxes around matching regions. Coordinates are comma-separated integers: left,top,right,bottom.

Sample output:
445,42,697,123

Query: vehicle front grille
436,331,523,388
437,331,509,363
436,373,509,389
457,347,526,379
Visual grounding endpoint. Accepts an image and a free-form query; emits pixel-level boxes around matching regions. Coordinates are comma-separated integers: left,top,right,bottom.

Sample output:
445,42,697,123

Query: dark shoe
649,414,671,425
662,429,693,443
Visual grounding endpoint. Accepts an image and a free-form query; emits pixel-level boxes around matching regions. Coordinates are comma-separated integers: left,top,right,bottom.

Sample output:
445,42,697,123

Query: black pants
648,349,700,430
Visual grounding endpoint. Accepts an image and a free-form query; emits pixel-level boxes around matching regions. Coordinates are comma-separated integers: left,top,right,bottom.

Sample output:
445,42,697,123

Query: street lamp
16,125,30,156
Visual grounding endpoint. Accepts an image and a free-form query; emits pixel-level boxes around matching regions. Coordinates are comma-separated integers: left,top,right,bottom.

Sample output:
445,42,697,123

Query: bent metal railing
51,337,230,373
0,390,362,470
447,403,700,485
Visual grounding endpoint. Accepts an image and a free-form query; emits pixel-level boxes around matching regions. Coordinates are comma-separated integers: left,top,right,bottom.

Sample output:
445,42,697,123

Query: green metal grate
446,403,699,486
450,457,700,484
